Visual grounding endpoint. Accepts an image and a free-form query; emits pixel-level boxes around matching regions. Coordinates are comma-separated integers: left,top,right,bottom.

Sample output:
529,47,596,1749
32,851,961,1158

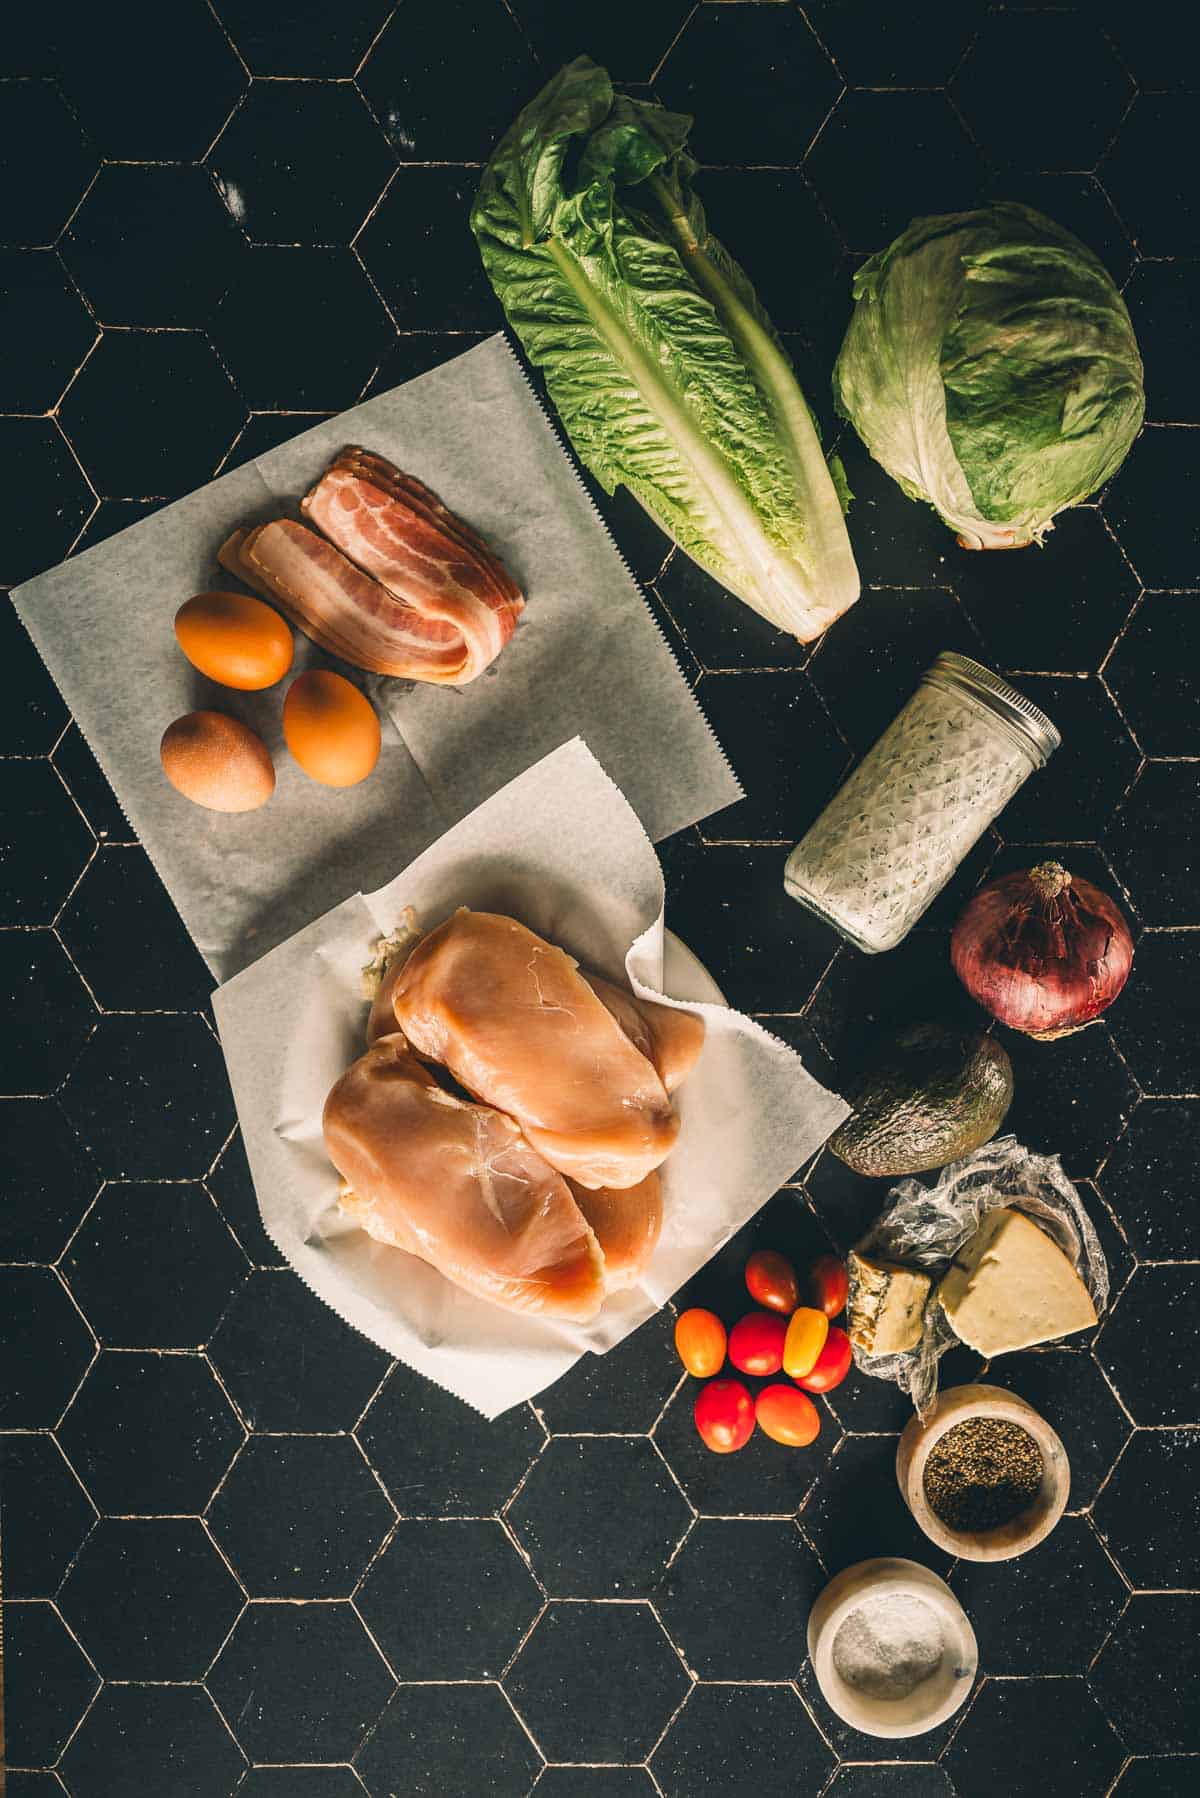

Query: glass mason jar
784,654,1060,954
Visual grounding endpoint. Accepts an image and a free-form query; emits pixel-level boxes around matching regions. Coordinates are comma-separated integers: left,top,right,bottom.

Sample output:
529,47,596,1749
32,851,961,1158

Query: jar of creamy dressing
784,654,1060,954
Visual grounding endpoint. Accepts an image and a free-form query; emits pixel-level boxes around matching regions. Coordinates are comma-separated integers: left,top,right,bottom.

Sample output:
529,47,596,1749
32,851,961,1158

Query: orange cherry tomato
810,1254,849,1319
745,1249,800,1314
782,1306,829,1380
794,1325,853,1394
728,1310,789,1377
755,1383,821,1447
675,1308,727,1379
694,1378,756,1454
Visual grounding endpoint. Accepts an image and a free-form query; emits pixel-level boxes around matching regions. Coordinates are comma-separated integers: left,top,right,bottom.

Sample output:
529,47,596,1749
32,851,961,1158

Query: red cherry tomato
745,1249,800,1314
694,1378,756,1453
674,1308,727,1378
728,1310,789,1377
810,1254,849,1319
756,1383,821,1447
794,1325,853,1393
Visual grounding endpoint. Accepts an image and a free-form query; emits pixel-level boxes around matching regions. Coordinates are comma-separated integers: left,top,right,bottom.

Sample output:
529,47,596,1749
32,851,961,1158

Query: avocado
830,1022,1014,1177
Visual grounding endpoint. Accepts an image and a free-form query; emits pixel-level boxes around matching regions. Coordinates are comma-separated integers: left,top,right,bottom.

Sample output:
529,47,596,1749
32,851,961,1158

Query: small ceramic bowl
896,1382,1070,1562
807,1557,977,1739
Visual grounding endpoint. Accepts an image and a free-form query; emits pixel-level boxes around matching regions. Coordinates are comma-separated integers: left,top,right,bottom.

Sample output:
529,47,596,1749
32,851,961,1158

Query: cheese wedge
937,1207,1097,1355
847,1252,932,1356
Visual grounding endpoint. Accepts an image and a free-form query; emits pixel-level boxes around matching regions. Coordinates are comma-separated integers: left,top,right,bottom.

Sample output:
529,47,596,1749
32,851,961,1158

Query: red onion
951,862,1134,1040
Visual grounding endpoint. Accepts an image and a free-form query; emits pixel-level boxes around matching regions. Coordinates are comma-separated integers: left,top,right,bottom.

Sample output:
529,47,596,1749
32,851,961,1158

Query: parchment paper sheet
212,740,849,1416
13,335,740,981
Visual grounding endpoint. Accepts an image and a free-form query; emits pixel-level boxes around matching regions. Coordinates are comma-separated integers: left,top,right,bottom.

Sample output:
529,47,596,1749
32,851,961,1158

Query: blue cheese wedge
847,1252,931,1356
937,1207,1097,1355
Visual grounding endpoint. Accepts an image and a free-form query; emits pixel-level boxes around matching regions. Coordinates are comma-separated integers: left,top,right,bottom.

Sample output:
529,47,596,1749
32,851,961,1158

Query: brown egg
175,591,293,691
283,671,381,789
160,711,275,812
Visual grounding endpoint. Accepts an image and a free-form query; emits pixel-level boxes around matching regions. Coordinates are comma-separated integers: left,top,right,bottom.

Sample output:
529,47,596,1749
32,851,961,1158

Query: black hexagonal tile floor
535,1308,680,1435
210,80,394,245
208,1601,394,1763
953,11,1131,173
0,1266,93,1428
364,331,488,398
0,759,91,926
1101,96,1200,257
218,409,332,472
652,1680,834,1798
1105,596,1200,759
0,79,96,246
357,1361,543,1516
823,1772,955,1798
823,1342,985,1439
535,1772,656,1798
358,1681,541,1798
833,439,956,590
991,1349,1131,1509
1099,1264,1199,1426
240,1773,362,1798
356,170,501,331
656,1519,821,1680
61,1683,246,1798
61,1183,247,1348
0,248,95,411
806,91,984,253
944,1677,1124,1798
808,0,982,85
1110,930,1200,1095
1101,1101,1200,1260
356,1518,541,1678
654,1370,837,1519
509,1436,689,1598
68,497,162,557
208,1433,393,1597
58,1516,242,1679
209,1269,389,1431
1110,1760,1200,1798
951,1515,1126,1675
695,671,849,844
58,328,245,499
1001,1024,1137,1181
213,1,390,75
652,550,807,675
1124,260,1200,424
691,168,848,350
0,1096,97,1261
0,1599,99,1767
5,1775,69,1797
1103,427,1200,593
358,0,535,162
994,674,1140,845
509,1,688,84
801,1434,947,1578
0,1433,96,1597
0,418,94,588
0,602,68,754
1095,1428,1200,1590
802,928,978,1079
983,171,1136,287
1090,1594,1200,1752
59,1013,234,1179
802,1147,898,1268
1107,762,1200,928
507,1600,688,1762
57,845,213,1011
59,1349,242,1513
206,1128,286,1266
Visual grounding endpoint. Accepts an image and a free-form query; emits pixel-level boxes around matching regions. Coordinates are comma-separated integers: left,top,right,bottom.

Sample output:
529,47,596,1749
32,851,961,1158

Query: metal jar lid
922,653,1061,767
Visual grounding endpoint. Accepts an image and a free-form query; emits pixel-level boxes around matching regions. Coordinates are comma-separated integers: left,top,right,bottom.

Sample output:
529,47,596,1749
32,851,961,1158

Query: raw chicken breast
391,910,679,1190
323,1035,605,1322
570,1172,663,1292
584,974,706,1095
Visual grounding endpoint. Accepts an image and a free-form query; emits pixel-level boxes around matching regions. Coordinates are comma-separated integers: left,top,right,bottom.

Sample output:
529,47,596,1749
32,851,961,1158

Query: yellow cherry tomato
782,1306,829,1380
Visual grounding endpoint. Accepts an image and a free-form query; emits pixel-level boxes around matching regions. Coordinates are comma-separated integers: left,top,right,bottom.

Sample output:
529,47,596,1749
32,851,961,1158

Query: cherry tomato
674,1308,727,1379
755,1383,821,1447
794,1325,853,1394
728,1310,789,1377
745,1249,800,1314
810,1254,849,1319
694,1378,756,1454
782,1306,829,1380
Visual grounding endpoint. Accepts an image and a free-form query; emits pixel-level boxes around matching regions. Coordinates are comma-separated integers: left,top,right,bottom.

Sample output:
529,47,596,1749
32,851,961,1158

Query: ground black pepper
923,1418,1044,1533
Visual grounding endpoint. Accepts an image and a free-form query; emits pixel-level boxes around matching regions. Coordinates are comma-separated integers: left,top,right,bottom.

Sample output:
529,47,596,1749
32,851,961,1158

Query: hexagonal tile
993,1348,1132,1508
50,721,132,842
536,1773,655,1798
691,169,848,351
0,1599,99,1767
951,1515,1126,1674
507,1601,688,1762
1104,427,1200,592
358,1681,541,1798
1111,1760,1199,1798
54,1,245,161
654,1366,837,1520
209,1270,389,1431
0,1097,97,1261
208,1600,394,1762
652,550,806,674
1102,96,1200,256
213,0,391,75
509,1,687,84
68,498,162,556
994,674,1140,844
801,1434,945,1576
1123,260,1200,425
1099,0,1194,91
210,245,393,408
652,1681,833,1798
535,1307,680,1435
58,329,245,498
59,1013,234,1179
357,1518,540,1678
364,331,488,398
1101,1101,1200,1259
655,2,839,166
358,0,535,162
62,1683,245,1798
983,170,1136,286
240,1774,362,1798
1001,1024,1137,1180
59,1349,242,1512
0,760,91,926
210,81,393,245
1099,1264,1199,1425
508,1437,689,1598
60,163,245,328
1090,1594,1200,1751
5,1775,68,1797
59,1516,242,1679
823,1773,954,1798
953,12,1131,173
944,1677,1123,1798
57,845,213,1011
0,602,68,755
1107,763,1200,927
833,438,955,590
0,418,94,587
356,170,500,331
219,409,332,472
806,91,984,253
208,1434,392,1597
61,1183,246,1348
1095,1429,1200,1589
0,249,95,410
1105,596,1200,758
0,1266,92,1427
206,1128,285,1266
1110,930,1200,1095
0,1433,96,1597
657,1520,821,1680
357,1362,543,1516
802,929,978,1077
695,671,849,844
0,80,96,246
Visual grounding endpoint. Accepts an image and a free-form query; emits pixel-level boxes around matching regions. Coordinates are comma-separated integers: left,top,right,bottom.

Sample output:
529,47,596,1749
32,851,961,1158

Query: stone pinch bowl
896,1381,1070,1562
807,1556,978,1739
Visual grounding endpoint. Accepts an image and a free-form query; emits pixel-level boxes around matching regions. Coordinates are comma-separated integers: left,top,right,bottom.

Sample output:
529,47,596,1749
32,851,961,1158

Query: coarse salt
831,1592,946,1701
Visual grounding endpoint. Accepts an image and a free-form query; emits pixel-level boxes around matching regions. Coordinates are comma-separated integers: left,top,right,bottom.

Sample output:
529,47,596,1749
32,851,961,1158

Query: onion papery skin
951,863,1134,1039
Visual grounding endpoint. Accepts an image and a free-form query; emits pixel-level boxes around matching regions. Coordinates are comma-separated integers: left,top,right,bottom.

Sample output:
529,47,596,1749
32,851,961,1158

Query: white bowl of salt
807,1557,977,1738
